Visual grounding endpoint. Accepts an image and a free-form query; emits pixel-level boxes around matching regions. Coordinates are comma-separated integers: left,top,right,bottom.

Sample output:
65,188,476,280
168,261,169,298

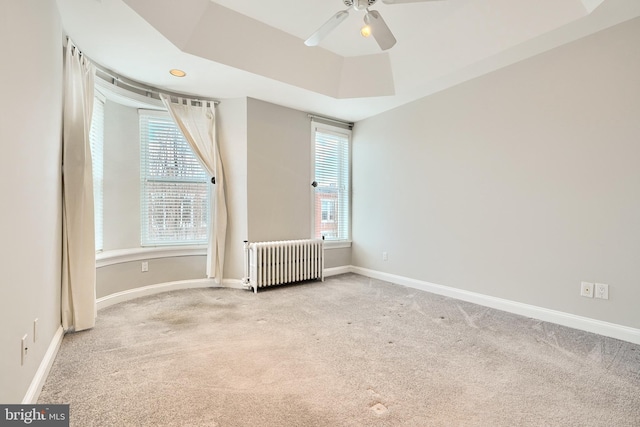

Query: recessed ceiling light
169,69,186,77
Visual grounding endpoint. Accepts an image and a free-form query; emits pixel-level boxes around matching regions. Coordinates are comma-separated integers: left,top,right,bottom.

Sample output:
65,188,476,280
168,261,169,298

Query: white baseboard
22,326,64,404
29,267,637,405
94,265,640,344
324,266,352,277
350,266,640,345
96,269,351,310
96,278,248,310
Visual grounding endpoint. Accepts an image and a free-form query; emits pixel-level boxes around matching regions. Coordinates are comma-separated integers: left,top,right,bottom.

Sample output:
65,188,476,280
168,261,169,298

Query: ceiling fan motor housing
344,0,378,10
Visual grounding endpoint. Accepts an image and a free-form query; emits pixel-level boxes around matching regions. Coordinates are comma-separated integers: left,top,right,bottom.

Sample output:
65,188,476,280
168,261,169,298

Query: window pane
313,126,350,241
143,182,208,243
140,111,209,245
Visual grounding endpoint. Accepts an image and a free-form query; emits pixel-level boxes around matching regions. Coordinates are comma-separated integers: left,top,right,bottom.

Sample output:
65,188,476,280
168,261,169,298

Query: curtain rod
95,67,220,106
63,38,220,106
307,114,354,128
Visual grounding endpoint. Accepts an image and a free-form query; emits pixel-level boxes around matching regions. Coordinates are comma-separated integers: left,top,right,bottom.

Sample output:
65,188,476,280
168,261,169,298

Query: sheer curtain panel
61,40,96,331
160,95,228,283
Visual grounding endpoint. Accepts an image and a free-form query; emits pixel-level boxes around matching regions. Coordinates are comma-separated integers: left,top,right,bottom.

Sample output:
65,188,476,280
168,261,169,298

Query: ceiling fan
304,0,444,51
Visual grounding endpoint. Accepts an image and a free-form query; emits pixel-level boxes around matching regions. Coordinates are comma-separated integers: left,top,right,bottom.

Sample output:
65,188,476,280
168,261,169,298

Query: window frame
310,122,352,248
139,109,210,247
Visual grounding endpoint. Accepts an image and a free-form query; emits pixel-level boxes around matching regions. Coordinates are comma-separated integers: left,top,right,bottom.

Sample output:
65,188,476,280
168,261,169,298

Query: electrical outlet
21,334,28,365
595,283,609,300
382,252,388,261
580,281,594,298
33,318,38,342
141,261,149,272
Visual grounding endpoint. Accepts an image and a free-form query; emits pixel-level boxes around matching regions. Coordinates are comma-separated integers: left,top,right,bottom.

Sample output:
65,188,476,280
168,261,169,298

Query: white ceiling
56,0,640,122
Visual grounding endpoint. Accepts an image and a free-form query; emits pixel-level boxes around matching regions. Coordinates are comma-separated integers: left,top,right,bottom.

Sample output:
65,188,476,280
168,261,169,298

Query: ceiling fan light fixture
307,0,437,50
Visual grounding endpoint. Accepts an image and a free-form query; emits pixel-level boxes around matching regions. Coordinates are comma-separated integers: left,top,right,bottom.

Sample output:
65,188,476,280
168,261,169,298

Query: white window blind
313,125,350,241
90,96,104,252
139,110,209,246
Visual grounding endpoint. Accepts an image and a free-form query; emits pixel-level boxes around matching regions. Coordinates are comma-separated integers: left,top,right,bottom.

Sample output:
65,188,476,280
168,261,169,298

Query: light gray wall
0,1,63,402
325,247,352,270
98,100,208,295
97,96,252,293
246,98,351,269
247,98,312,242
98,96,351,298
208,96,350,274
352,18,640,329
97,256,206,298
217,97,249,280
98,97,252,285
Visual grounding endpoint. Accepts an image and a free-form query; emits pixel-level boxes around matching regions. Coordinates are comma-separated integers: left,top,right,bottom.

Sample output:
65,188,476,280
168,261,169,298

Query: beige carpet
39,274,640,426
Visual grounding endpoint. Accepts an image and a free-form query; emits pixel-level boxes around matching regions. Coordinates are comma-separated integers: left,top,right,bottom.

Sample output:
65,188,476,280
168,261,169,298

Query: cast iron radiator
243,239,324,293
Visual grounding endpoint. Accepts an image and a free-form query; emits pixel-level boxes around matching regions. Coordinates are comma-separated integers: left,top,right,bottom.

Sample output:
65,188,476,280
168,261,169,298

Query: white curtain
160,94,228,283
61,41,96,332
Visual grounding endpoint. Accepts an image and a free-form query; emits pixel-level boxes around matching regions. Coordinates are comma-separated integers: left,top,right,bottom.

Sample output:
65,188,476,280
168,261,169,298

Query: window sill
323,241,352,250
96,245,207,268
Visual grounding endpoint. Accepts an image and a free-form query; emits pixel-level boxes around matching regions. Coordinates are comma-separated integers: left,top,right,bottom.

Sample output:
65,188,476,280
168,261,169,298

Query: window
139,110,209,246
90,95,105,252
312,124,350,241
321,199,336,223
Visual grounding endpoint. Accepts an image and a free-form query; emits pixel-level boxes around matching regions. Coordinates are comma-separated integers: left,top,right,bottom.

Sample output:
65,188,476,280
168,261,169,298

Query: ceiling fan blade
382,0,444,4
364,10,396,51
304,10,350,46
